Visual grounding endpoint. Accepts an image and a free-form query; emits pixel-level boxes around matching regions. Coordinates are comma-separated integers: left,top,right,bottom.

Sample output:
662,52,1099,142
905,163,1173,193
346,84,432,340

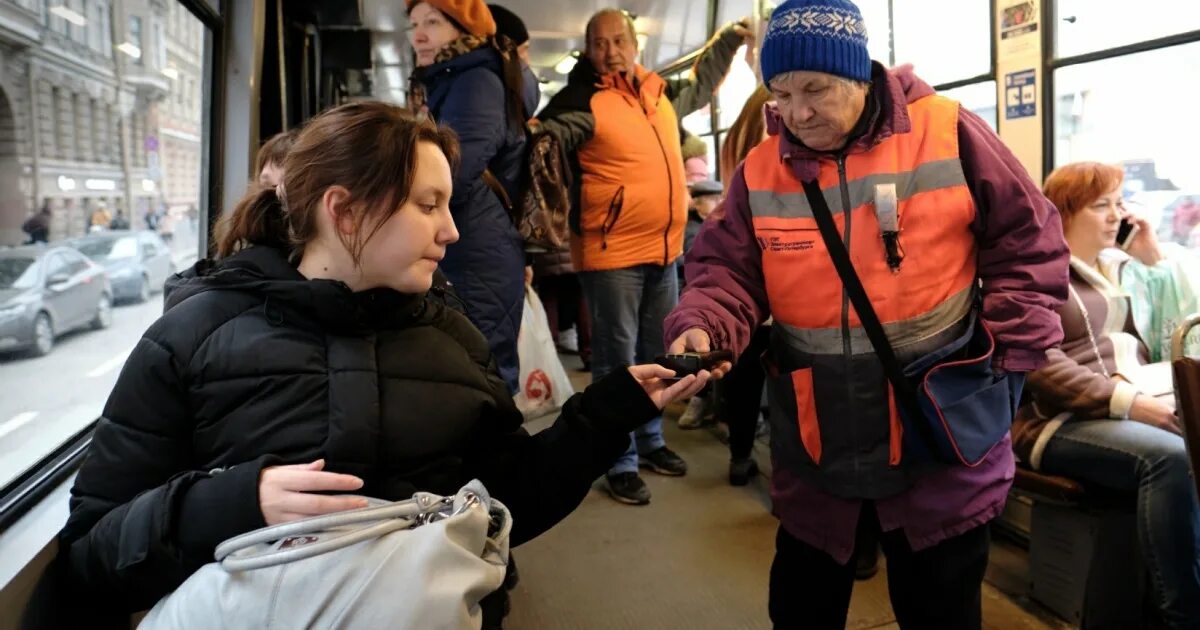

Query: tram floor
505,353,1071,630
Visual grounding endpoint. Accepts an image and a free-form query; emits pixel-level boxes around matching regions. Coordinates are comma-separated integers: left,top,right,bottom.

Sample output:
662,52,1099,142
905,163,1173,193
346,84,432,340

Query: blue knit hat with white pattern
761,0,871,85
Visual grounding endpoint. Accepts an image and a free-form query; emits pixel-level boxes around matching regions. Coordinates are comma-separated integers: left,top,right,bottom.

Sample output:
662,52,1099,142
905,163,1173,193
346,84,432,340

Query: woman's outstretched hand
628,364,711,411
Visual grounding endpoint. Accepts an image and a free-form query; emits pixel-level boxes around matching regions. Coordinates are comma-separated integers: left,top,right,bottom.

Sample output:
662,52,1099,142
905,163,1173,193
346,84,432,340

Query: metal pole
277,0,288,129
27,64,41,213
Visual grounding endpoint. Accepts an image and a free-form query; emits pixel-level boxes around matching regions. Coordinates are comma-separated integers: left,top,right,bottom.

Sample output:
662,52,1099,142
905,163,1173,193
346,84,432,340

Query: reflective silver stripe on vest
748,157,968,219
775,285,974,357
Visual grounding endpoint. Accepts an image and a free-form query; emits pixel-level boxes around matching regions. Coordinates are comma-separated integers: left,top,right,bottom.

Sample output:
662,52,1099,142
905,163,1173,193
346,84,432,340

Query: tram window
681,106,712,137
716,44,760,132
1056,0,1200,59
648,0,711,68
1054,42,1200,251
717,0,752,26
856,0,893,66
939,81,998,131
0,0,210,492
892,0,991,86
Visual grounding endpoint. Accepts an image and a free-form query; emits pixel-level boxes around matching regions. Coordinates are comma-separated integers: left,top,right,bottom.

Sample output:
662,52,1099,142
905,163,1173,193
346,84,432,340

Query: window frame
0,0,227,534
1041,0,1200,180
128,14,144,65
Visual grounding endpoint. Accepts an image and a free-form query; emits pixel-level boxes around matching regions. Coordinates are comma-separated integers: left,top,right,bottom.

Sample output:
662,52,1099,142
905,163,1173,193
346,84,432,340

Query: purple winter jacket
664,64,1069,562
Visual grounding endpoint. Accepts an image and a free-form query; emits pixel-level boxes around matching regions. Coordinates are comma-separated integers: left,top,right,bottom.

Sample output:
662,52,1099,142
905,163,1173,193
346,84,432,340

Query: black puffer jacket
59,245,658,613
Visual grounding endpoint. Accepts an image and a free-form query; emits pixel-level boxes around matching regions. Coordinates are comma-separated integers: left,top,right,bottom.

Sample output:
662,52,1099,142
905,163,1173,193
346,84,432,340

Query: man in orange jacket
537,9,749,505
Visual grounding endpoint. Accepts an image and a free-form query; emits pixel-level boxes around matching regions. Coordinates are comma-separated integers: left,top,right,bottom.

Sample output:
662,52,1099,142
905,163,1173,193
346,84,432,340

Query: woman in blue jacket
408,0,529,392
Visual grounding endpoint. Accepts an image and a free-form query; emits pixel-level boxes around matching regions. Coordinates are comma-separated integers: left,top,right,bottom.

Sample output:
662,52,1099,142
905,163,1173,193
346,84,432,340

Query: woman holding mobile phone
1012,161,1200,628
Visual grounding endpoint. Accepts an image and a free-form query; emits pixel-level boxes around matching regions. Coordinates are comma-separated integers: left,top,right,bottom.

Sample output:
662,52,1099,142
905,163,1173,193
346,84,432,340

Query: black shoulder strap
800,178,938,452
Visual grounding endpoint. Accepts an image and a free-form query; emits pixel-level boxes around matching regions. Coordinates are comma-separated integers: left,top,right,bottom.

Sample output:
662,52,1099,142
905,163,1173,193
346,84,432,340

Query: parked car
68,230,174,303
0,245,112,357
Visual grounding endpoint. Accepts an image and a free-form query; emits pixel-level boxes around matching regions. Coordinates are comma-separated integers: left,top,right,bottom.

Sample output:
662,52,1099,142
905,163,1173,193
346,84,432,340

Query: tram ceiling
360,0,720,101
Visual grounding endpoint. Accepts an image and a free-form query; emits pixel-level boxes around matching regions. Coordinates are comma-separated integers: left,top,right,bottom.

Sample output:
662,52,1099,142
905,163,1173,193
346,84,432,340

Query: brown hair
214,102,460,261
254,129,299,177
719,85,773,181
1043,161,1124,232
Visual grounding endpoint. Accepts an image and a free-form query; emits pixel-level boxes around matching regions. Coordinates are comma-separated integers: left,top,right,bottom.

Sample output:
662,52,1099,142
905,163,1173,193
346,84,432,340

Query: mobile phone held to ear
1117,218,1140,251
654,350,734,378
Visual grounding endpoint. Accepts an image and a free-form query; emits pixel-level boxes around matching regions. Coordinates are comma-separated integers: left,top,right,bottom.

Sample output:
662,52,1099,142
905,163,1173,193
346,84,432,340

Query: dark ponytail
213,184,289,259
494,34,527,130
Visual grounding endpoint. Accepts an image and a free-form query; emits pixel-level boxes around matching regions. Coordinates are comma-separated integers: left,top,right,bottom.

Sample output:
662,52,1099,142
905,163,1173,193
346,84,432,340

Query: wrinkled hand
668,328,734,379
524,265,534,286
1128,395,1181,436
628,364,711,410
259,459,369,525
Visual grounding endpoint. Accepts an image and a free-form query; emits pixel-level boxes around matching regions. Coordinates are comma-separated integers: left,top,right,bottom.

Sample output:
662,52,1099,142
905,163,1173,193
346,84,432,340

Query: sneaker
639,446,688,476
606,472,651,505
556,327,579,353
677,396,711,429
729,457,759,486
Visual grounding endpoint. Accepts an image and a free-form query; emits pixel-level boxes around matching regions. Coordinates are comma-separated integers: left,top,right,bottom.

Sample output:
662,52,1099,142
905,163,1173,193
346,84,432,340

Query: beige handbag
140,480,511,630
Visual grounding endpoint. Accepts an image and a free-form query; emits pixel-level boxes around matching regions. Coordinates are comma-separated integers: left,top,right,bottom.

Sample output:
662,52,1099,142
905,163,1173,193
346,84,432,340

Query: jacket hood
417,45,503,89
163,246,429,333
764,63,937,179
566,55,603,87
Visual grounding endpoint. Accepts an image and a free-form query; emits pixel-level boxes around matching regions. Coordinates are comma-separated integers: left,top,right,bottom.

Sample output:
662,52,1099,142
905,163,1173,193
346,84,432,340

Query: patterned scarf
407,34,491,117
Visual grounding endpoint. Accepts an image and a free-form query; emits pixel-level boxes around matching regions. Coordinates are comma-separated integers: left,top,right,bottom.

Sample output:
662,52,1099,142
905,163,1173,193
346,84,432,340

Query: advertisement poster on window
999,0,1039,57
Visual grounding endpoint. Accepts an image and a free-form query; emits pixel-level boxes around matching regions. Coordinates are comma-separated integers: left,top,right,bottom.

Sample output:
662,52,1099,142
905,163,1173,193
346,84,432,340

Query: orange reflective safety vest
744,94,979,498
571,66,687,272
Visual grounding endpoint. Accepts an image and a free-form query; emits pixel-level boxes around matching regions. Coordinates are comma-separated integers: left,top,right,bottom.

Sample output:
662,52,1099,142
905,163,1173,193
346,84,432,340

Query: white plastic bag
514,286,574,418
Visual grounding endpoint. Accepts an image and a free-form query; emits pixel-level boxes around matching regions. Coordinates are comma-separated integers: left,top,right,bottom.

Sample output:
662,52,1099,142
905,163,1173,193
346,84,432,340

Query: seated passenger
1013,161,1200,628
56,102,710,624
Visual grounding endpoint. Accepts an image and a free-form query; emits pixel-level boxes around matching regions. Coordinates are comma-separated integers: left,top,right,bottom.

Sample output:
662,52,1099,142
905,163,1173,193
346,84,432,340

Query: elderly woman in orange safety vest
664,1,1070,628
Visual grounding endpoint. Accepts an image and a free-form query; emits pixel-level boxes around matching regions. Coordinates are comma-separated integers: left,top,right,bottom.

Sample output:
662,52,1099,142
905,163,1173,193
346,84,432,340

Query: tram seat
1013,467,1087,506
1013,465,1152,628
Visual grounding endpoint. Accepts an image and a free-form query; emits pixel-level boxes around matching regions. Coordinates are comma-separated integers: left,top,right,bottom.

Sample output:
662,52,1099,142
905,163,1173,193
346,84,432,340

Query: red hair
719,86,773,182
1043,161,1124,231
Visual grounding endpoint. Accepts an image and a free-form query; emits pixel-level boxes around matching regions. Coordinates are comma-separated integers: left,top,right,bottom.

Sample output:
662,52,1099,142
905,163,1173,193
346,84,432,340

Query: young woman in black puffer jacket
57,102,710,625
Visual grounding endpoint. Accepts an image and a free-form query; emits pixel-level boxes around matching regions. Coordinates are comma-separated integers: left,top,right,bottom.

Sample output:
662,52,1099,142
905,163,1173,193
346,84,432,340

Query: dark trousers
719,326,771,460
769,504,990,630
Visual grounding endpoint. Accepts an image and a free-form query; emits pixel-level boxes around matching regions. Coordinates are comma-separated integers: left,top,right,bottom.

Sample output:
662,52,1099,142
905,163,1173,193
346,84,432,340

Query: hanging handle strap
799,178,939,455
216,491,482,572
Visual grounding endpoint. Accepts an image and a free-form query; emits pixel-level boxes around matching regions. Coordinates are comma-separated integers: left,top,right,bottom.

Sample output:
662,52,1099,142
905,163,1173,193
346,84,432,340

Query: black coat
59,245,658,613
